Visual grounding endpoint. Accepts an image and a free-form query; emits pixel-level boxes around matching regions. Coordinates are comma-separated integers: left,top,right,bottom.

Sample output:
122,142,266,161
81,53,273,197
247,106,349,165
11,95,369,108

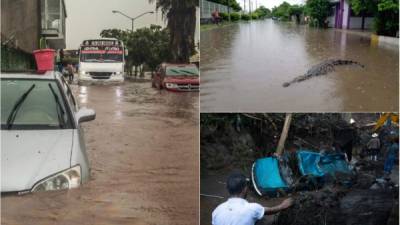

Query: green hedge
251,13,259,19
241,14,251,20
208,12,264,23
219,12,230,21
231,12,241,21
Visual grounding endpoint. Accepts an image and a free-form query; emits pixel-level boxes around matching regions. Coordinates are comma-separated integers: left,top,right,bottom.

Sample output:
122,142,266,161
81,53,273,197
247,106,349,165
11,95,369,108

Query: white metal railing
200,0,232,19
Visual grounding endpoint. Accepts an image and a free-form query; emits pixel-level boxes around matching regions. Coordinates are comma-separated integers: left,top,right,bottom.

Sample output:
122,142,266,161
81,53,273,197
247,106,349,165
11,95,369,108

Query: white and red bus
78,38,126,83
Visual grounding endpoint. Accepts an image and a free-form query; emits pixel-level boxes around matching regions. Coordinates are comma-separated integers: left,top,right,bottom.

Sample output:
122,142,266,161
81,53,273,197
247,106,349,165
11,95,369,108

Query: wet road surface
201,20,399,112
2,77,199,225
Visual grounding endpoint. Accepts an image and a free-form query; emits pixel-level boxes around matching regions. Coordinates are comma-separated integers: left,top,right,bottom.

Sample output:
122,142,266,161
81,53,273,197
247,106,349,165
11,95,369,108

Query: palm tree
149,0,198,63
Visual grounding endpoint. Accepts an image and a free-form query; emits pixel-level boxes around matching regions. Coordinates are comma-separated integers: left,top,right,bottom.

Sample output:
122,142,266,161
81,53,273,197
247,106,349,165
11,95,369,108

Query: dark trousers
212,17,221,24
343,142,353,161
68,73,73,82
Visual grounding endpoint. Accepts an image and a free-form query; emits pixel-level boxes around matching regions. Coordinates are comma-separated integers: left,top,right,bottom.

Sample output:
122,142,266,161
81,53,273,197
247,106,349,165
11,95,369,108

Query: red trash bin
33,49,55,73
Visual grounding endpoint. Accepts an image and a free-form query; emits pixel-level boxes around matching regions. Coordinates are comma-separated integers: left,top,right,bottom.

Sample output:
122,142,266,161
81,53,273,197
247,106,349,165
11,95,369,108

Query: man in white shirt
212,172,293,225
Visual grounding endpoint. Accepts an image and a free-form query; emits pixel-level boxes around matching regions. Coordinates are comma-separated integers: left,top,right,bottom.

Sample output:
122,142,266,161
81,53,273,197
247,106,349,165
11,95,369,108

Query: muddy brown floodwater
2,77,199,225
201,20,399,112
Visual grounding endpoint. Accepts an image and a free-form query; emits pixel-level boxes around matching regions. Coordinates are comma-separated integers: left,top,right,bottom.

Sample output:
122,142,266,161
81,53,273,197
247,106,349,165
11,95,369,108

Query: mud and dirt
200,113,399,225
1,76,199,225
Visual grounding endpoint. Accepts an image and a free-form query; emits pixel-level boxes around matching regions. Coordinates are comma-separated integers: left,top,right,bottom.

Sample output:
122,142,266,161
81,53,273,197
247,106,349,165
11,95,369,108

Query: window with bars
41,0,65,36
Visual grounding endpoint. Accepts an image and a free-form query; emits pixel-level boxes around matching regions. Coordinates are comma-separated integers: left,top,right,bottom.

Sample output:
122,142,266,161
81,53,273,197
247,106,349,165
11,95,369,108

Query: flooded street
2,77,199,225
201,20,399,112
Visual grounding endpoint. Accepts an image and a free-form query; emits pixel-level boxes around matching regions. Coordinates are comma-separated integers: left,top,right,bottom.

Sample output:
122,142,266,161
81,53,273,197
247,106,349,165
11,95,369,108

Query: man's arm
264,198,293,215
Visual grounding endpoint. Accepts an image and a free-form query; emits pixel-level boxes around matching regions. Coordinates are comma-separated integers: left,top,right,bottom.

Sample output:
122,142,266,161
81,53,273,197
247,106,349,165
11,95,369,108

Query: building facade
327,0,373,30
1,0,67,70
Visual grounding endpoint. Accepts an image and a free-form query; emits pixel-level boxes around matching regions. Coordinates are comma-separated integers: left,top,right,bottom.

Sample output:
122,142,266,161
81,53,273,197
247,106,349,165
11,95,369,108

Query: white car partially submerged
1,71,95,194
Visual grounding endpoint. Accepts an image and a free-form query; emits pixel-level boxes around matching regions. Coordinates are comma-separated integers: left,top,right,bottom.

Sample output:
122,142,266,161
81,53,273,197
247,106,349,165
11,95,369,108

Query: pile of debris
275,187,346,225
275,158,398,225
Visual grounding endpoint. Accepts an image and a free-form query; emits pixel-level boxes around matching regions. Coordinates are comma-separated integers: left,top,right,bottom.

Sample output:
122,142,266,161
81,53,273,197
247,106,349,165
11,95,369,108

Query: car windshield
166,66,199,76
1,79,73,130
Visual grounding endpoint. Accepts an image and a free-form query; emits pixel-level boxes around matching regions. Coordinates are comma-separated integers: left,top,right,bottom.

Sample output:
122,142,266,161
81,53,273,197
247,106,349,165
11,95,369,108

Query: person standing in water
384,136,398,177
367,133,381,161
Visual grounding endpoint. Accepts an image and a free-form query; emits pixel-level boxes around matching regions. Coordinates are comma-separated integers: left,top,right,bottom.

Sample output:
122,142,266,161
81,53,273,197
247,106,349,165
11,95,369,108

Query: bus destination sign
83,40,120,46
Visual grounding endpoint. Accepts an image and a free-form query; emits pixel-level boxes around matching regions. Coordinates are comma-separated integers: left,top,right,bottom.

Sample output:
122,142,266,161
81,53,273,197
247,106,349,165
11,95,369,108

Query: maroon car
152,63,199,92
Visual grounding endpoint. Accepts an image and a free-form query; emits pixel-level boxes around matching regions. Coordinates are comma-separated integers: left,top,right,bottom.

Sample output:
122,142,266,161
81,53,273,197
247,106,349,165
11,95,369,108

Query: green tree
375,0,399,36
350,0,398,36
272,2,291,21
289,5,305,24
254,6,272,18
289,5,304,16
305,0,331,27
149,0,198,63
146,25,172,74
99,29,130,43
349,0,376,29
100,25,171,76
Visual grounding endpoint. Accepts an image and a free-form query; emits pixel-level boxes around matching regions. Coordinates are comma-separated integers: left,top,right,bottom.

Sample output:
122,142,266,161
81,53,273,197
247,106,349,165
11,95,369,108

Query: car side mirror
124,49,129,56
76,107,96,124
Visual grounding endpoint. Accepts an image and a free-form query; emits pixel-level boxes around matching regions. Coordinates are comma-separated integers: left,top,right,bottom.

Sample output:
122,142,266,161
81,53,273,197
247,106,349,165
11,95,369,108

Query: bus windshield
80,52,123,62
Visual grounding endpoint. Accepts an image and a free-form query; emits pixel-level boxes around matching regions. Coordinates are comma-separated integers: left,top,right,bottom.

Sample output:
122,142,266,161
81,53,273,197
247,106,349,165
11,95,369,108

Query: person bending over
212,172,293,225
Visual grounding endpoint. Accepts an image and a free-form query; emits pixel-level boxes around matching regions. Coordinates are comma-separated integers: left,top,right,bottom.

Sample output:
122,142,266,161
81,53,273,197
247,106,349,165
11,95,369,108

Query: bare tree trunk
140,65,144,77
361,13,365,30
276,113,292,156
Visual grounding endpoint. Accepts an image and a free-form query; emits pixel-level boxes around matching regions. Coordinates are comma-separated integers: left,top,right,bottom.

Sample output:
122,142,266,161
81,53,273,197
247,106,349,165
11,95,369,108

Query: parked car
152,63,199,92
1,71,95,194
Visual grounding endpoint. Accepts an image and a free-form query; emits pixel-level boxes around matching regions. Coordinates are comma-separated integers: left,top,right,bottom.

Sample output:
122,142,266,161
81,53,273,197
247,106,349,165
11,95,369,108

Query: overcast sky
65,0,165,49
239,0,305,11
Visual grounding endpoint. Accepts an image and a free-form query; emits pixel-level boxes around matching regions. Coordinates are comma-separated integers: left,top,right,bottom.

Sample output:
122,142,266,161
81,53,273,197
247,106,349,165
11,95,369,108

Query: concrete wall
1,45,36,71
371,34,399,48
1,0,40,53
348,17,374,30
327,16,335,28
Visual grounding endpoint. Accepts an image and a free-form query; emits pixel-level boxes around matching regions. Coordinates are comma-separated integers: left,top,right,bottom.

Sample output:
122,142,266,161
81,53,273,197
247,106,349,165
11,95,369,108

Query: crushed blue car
251,157,290,197
251,150,354,197
297,150,353,177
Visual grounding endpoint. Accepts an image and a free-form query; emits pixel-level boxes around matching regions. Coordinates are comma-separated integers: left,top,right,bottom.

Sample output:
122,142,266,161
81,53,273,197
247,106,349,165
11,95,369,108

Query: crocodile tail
350,60,365,68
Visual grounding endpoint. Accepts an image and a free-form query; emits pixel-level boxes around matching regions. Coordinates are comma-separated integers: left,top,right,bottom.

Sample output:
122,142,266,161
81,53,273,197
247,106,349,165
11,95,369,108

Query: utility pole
243,0,246,15
112,10,154,31
249,0,251,19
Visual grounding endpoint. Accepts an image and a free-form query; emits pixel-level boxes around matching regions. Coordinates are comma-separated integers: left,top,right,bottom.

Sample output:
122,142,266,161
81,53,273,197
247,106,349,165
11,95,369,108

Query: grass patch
200,21,240,31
